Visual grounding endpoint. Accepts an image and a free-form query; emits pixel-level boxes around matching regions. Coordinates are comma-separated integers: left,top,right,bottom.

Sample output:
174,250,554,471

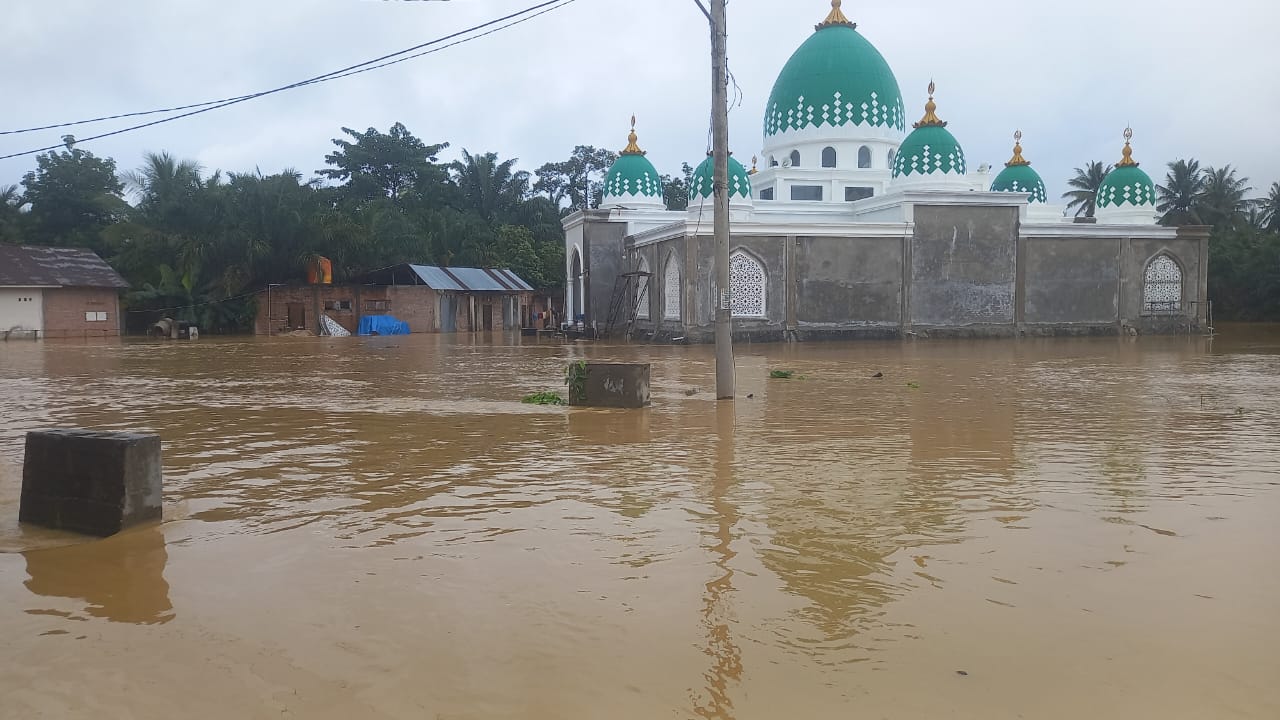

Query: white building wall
0,288,44,333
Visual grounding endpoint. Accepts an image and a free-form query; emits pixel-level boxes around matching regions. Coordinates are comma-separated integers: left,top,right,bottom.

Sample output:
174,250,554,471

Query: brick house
254,264,546,335
0,245,129,340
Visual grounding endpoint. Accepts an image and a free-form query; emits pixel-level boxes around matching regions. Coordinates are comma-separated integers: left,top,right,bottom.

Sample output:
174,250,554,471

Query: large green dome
1097,165,1156,209
990,133,1047,202
691,154,752,201
603,153,662,199
763,15,904,138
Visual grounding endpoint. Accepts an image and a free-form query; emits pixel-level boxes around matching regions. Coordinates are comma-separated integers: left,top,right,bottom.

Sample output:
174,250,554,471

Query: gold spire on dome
1116,126,1139,167
912,81,947,128
1006,130,1030,167
621,115,645,156
750,156,759,174
816,0,856,30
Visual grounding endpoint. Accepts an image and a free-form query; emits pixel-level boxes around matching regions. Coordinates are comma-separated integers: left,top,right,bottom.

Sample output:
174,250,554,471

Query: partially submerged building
0,245,129,340
565,1,1211,341
255,263,540,335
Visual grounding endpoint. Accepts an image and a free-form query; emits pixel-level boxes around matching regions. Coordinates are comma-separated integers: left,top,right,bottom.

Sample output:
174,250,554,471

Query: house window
791,185,824,201
789,150,801,167
759,187,775,201
324,299,352,311
821,147,837,168
84,311,108,322
365,300,390,311
845,187,875,202
858,146,872,169
635,257,650,320
663,254,681,321
1143,255,1184,314
729,250,767,318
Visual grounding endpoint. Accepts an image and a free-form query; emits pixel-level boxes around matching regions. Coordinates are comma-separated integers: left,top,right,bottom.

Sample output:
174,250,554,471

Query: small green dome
604,153,662,198
892,85,966,179
764,19,905,138
892,125,966,178
990,134,1046,202
691,154,752,201
1098,166,1156,209
991,164,1047,202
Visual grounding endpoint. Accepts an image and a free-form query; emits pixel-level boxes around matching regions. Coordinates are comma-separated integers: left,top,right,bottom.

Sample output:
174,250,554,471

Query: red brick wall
386,286,439,333
254,285,390,335
42,288,121,339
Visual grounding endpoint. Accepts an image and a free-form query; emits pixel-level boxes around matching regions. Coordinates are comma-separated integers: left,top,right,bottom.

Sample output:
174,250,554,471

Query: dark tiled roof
0,245,129,289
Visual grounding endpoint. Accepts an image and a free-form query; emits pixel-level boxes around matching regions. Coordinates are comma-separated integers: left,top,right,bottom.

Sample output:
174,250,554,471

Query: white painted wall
0,288,44,333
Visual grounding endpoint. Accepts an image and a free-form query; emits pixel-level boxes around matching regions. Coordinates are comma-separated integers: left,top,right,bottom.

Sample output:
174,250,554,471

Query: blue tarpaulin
357,315,410,336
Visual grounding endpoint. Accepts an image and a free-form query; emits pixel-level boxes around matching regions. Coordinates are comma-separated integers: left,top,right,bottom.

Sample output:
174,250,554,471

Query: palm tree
125,151,204,211
1197,165,1252,228
0,184,23,243
1063,161,1112,217
1257,182,1280,233
451,150,530,223
1156,159,1206,226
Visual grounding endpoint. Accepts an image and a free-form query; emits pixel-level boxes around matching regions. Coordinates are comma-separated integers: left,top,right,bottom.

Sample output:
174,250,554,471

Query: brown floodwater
1,328,1278,719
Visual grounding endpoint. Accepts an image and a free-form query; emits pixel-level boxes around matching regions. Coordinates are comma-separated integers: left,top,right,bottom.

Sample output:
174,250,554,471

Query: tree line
0,124,685,332
2,125,1277,329
1064,159,1280,320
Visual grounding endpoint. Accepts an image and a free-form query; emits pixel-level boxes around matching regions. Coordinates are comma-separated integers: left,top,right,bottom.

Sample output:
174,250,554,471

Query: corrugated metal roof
0,245,129,289
407,264,464,291
445,267,512,292
494,268,534,291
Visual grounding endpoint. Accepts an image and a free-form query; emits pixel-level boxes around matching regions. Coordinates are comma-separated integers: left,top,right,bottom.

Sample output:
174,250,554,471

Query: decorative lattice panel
729,252,767,318
635,258,650,319
663,256,681,320
1144,255,1183,313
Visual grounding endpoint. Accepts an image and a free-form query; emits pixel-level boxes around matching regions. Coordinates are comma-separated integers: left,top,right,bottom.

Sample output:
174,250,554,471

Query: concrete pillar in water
567,363,651,408
19,429,163,537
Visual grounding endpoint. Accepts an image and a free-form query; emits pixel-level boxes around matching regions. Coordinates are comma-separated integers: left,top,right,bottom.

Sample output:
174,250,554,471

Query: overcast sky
2,0,1277,202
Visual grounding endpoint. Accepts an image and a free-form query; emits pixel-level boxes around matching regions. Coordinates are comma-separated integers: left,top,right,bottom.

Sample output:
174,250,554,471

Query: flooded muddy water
1,329,1278,719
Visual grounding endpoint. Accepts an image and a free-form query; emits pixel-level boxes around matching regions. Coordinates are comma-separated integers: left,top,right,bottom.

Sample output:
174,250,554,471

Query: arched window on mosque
1143,254,1184,314
635,256,650,320
729,250,767,318
858,146,872,169
769,156,778,167
789,150,801,167
888,148,897,169
821,147,837,168
663,254,681,321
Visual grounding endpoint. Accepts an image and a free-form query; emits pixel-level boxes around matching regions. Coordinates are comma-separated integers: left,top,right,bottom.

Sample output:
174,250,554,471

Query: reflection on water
23,527,173,625
0,327,1278,719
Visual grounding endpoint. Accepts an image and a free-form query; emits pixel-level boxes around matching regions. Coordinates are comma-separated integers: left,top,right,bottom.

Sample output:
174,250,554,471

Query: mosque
562,1,1209,341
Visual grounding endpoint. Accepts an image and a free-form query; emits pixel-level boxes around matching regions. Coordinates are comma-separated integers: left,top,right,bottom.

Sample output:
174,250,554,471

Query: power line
0,0,578,160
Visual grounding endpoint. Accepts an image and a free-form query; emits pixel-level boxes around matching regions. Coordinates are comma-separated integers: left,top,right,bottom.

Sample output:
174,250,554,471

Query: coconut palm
125,152,204,211
1156,159,1206,226
0,184,23,243
451,150,530,223
1063,161,1112,218
1197,165,1252,228
1257,182,1280,233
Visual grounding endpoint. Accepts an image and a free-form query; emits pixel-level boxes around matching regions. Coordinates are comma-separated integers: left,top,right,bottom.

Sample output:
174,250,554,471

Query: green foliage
318,122,449,205
534,145,617,212
1063,161,1112,218
906,381,921,390
769,369,795,379
20,145,128,255
522,391,566,406
565,360,588,401
661,162,695,211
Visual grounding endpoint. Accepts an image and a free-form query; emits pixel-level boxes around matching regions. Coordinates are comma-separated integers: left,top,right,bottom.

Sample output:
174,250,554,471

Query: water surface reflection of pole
692,402,742,719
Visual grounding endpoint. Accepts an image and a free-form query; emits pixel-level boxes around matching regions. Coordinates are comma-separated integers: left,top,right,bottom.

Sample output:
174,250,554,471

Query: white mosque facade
563,1,1209,341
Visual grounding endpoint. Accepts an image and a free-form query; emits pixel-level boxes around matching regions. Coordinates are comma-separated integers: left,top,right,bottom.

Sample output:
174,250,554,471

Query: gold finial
1117,126,1138,167
816,0,856,30
913,80,947,128
621,115,644,155
1006,130,1030,167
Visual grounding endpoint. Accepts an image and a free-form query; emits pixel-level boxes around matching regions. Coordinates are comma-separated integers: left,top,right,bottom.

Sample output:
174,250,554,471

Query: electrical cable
0,0,577,160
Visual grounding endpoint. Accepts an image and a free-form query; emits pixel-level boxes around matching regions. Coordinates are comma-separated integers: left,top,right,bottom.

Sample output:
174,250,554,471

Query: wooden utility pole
707,0,734,400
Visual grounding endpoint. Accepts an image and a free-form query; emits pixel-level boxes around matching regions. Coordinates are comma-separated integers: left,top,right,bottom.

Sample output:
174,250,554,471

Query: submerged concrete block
568,363,651,408
20,429,163,536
